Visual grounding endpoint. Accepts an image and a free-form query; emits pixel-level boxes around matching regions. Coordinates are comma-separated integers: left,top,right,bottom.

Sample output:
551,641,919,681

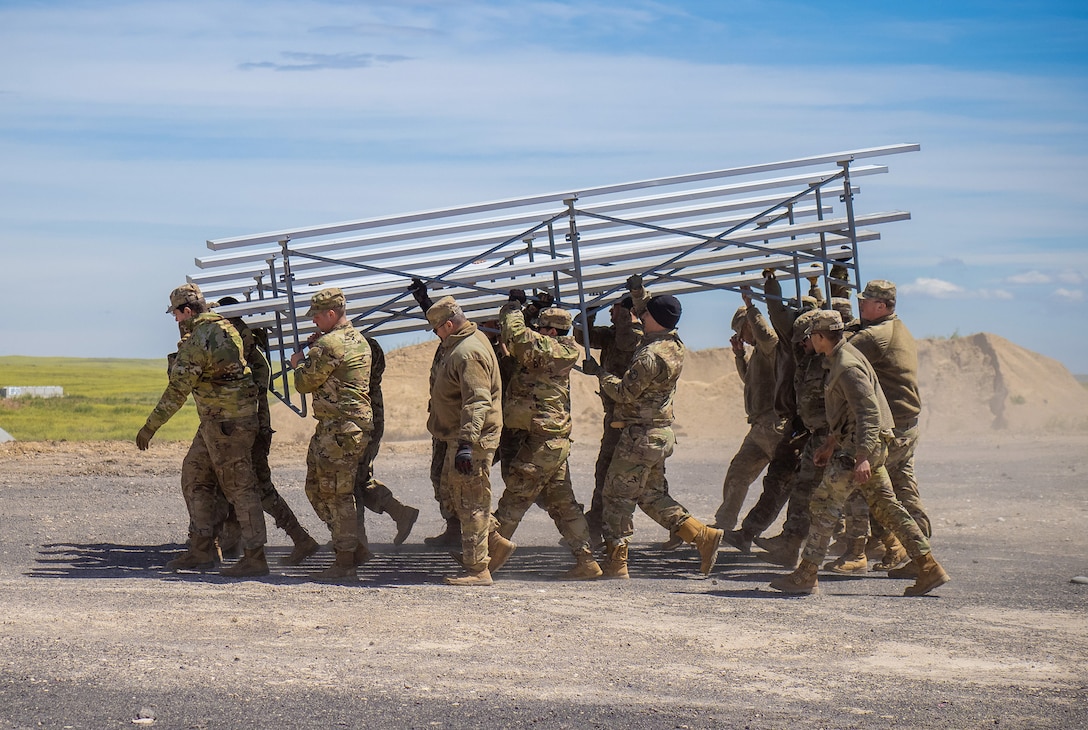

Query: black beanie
646,294,681,329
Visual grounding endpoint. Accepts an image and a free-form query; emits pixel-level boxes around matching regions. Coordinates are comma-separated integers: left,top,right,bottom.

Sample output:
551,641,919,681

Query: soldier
290,288,373,582
137,283,269,578
426,296,505,586
352,334,419,557
769,310,950,596
711,289,787,531
490,291,603,580
583,295,724,578
213,296,321,567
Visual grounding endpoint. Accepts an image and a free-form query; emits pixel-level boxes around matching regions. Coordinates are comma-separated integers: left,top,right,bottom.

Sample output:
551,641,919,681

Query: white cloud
1057,270,1084,285
980,289,1014,300
900,277,966,298
1054,288,1084,302
1006,270,1052,285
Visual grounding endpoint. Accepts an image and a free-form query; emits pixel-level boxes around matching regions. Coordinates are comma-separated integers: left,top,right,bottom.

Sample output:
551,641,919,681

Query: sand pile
271,333,1088,444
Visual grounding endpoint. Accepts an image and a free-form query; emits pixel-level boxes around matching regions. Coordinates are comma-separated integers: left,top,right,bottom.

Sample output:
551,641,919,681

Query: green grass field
0,356,201,441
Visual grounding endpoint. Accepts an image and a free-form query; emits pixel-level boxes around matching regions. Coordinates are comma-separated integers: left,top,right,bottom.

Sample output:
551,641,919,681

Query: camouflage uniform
597,328,694,545
294,321,373,553
801,338,931,567
427,315,503,573
713,303,787,529
491,304,592,558
145,311,266,551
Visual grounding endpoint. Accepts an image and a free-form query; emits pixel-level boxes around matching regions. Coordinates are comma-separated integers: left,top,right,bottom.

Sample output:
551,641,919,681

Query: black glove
625,274,643,292
509,288,526,304
581,357,602,376
408,278,433,312
136,425,155,451
454,442,474,475
534,291,554,307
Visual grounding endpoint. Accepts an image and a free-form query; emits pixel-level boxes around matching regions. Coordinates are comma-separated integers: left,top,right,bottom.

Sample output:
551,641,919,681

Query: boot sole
904,573,950,596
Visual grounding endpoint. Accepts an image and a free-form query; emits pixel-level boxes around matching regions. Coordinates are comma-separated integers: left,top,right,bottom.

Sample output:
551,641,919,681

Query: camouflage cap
731,305,748,333
857,279,896,304
166,283,205,313
800,295,819,311
537,307,572,331
830,297,854,323
304,287,346,317
792,309,820,342
426,295,462,329
805,309,844,337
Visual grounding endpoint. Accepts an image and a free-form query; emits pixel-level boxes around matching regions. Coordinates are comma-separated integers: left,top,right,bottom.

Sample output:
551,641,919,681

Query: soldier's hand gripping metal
408,278,434,313
581,357,602,376
508,288,527,305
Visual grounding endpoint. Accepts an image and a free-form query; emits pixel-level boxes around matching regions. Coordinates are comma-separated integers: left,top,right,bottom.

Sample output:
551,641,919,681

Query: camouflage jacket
576,308,644,411
794,349,828,433
847,314,921,430
427,321,503,448
499,303,578,437
599,329,684,428
366,335,386,429
294,321,372,425
823,339,894,464
735,304,779,425
229,317,272,429
145,312,258,431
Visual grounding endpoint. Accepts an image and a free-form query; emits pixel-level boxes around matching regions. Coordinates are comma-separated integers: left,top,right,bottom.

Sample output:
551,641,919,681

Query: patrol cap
792,309,820,342
166,283,205,313
537,307,572,331
426,296,462,329
305,287,346,317
830,297,854,323
731,305,748,333
805,309,845,337
857,279,896,305
646,294,682,329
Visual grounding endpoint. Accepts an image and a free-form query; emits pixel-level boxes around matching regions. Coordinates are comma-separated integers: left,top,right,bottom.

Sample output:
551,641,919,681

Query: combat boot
824,537,868,575
312,550,357,582
281,527,321,566
220,547,270,578
677,517,724,575
659,531,684,551
903,553,950,596
354,541,373,567
887,561,920,579
757,534,804,569
769,558,820,595
561,552,603,581
864,534,886,562
722,528,753,553
753,532,788,553
216,521,243,560
602,542,629,579
487,531,517,573
424,518,461,548
873,534,910,571
445,567,493,586
166,535,218,572
387,502,420,546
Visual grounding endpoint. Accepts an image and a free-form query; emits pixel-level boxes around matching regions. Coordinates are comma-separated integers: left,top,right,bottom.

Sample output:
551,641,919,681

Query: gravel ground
1,432,1086,729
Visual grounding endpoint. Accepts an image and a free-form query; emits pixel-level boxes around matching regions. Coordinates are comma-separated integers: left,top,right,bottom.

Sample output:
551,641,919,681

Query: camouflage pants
585,402,623,534
602,425,691,545
492,429,591,557
713,418,786,529
844,424,931,541
439,440,495,573
181,416,266,550
800,443,930,566
429,438,454,521
305,418,369,553
780,433,828,540
738,428,809,537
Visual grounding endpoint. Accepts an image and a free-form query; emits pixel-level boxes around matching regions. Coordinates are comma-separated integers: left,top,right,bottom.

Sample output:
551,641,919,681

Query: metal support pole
839,159,861,294
546,222,561,301
565,198,593,364
278,240,306,416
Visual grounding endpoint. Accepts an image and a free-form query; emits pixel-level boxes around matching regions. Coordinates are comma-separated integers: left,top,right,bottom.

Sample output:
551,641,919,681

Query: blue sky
2,0,1087,372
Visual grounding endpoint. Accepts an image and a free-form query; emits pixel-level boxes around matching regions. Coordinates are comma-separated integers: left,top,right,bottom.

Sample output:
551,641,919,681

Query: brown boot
769,558,820,594
487,531,517,573
888,561,920,579
445,568,493,586
312,550,357,582
424,518,461,547
216,522,243,560
388,503,420,546
722,528,753,553
757,534,804,569
903,553,950,596
874,534,910,571
166,535,218,571
864,534,886,562
602,542,629,579
220,547,270,578
677,517,724,575
753,532,788,553
354,542,373,567
659,531,684,551
281,529,321,566
824,537,868,575
561,552,603,581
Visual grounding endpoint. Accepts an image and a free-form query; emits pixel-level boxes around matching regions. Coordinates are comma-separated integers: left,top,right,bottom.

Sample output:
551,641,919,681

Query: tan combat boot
561,552,603,581
903,553,950,596
388,502,420,546
769,558,820,594
602,542,629,579
424,518,461,547
166,535,218,572
864,534,886,562
873,534,910,571
354,541,373,567
312,550,357,582
753,532,788,553
823,537,868,575
281,527,321,566
487,531,517,573
659,531,684,551
722,528,753,553
887,561,920,579
677,517,724,575
445,568,493,586
220,547,270,578
757,534,804,569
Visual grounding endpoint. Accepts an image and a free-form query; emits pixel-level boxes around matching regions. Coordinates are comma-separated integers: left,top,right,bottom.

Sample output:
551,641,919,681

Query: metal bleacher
187,143,920,414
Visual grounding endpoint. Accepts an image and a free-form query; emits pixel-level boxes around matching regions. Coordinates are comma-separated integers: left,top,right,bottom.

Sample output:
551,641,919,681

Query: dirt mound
271,333,1088,444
